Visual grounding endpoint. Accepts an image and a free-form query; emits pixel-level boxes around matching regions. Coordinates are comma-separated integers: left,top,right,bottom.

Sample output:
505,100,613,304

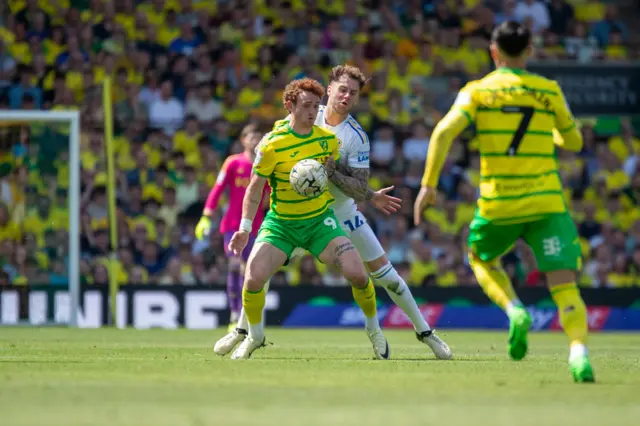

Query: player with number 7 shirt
414,21,594,382
224,77,390,360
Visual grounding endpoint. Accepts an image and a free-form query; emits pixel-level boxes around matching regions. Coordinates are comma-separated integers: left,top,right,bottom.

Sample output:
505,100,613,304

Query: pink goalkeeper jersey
204,153,269,235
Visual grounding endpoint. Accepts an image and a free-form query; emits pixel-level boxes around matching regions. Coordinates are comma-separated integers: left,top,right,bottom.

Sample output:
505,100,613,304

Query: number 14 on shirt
344,215,365,232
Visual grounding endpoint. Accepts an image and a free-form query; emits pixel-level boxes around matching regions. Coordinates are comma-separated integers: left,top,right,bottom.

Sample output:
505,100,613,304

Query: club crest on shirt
319,139,328,151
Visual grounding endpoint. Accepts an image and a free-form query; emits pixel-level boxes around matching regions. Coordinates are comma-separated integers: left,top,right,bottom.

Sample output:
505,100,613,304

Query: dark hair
240,123,259,139
491,21,531,58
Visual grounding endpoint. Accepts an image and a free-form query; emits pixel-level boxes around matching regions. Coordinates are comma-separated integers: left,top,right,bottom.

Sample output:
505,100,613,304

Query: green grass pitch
1,328,638,426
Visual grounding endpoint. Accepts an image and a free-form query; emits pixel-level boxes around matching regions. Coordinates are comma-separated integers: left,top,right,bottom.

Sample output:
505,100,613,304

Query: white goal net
0,110,81,327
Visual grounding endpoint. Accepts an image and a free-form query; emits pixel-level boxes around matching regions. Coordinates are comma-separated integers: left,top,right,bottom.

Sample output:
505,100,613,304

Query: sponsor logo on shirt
357,151,369,162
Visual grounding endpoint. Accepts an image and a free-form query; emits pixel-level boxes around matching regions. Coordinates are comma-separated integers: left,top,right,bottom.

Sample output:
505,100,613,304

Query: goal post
102,77,120,326
0,110,81,327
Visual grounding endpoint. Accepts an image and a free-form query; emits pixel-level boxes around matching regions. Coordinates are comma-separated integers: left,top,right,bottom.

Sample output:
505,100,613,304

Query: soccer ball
289,159,328,198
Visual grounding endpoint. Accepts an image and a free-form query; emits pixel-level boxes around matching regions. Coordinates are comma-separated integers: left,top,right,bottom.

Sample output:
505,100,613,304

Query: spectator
115,84,148,131
9,66,42,109
434,77,461,116
127,149,156,187
173,115,202,155
194,54,214,85
149,80,185,136
294,255,324,286
403,121,431,161
169,22,201,57
15,0,51,31
0,203,20,242
387,217,410,264
434,2,461,30
514,0,550,34
370,125,396,169
0,0,638,290
139,240,166,278
92,263,109,285
0,41,17,90
176,166,199,212
178,0,199,27
270,27,294,71
575,0,606,25
547,0,574,36
159,257,196,285
564,21,599,62
495,0,518,25
410,240,437,286
591,5,628,47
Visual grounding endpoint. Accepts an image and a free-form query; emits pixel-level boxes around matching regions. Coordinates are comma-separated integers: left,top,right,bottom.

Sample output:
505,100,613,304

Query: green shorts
468,211,581,272
255,209,346,261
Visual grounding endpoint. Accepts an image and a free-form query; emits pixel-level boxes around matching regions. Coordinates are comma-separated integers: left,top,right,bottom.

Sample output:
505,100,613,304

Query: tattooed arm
324,157,374,202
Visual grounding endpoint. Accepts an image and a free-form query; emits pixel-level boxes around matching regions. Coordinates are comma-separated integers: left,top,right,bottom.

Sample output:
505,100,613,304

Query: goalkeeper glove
195,215,213,240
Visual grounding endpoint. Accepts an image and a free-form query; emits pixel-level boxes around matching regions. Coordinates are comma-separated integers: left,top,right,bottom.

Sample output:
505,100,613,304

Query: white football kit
315,106,385,262
218,108,452,361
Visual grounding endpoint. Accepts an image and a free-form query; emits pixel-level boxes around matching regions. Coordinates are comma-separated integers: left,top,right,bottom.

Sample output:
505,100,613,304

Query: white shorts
334,208,386,263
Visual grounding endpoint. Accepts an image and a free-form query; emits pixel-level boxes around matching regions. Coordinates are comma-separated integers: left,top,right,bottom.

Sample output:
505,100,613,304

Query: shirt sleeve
253,140,276,177
450,83,477,125
551,81,583,152
204,157,233,211
332,137,342,164
552,81,576,133
421,106,473,187
346,128,370,169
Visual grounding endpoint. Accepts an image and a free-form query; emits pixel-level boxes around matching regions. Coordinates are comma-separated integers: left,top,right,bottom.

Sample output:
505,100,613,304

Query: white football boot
230,336,266,360
214,328,247,356
368,329,390,360
417,329,453,360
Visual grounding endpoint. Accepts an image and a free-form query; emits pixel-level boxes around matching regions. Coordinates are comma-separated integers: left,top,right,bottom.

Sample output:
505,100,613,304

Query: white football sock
371,263,431,334
365,315,381,332
569,342,588,362
506,300,524,318
249,322,265,342
237,309,248,331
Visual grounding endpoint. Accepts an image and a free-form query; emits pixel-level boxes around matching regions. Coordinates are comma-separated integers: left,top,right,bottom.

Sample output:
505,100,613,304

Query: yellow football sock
242,287,265,325
351,278,377,318
550,282,588,346
469,254,519,312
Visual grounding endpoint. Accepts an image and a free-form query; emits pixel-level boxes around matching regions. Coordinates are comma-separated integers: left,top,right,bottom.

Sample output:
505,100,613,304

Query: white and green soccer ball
289,159,328,198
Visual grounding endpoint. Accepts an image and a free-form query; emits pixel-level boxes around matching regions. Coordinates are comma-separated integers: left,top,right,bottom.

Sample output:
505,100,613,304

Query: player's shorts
333,207,385,263
468,211,581,272
223,231,256,261
255,209,346,260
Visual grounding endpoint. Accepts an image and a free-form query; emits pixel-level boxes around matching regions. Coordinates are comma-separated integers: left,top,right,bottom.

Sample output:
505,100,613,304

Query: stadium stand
0,0,639,289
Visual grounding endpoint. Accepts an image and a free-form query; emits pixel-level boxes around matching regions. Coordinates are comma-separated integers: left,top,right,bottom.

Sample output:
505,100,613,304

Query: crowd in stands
0,0,639,289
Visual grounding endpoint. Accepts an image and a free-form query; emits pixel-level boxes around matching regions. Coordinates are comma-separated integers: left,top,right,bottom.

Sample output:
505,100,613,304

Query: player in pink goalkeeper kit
205,149,267,236
195,124,268,327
